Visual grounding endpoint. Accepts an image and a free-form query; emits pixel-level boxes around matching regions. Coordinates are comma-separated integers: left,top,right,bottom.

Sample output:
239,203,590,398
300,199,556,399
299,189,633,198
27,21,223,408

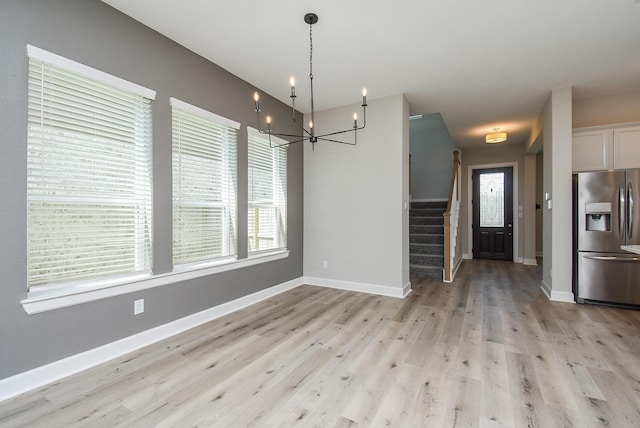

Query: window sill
21,249,290,315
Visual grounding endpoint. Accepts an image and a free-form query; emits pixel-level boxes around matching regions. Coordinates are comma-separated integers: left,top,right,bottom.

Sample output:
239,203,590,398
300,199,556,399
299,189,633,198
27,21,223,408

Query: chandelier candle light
253,13,368,150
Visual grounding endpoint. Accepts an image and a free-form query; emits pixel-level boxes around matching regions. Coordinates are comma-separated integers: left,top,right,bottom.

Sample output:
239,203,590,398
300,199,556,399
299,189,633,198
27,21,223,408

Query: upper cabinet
572,129,612,172
613,126,640,170
573,123,640,172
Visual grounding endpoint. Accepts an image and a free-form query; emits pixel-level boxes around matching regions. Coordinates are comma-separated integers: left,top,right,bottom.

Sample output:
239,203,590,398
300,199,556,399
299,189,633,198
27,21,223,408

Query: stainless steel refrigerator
575,170,640,306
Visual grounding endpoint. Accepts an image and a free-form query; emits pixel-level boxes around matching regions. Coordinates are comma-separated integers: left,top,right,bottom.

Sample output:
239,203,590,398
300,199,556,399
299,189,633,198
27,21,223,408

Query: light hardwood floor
2,259,640,427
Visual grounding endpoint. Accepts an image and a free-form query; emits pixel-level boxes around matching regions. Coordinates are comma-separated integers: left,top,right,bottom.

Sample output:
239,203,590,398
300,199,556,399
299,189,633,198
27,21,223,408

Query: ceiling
101,0,640,149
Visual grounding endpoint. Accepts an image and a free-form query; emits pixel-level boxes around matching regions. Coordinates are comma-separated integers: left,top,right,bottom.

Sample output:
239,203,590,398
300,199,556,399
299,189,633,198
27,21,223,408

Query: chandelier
253,13,368,150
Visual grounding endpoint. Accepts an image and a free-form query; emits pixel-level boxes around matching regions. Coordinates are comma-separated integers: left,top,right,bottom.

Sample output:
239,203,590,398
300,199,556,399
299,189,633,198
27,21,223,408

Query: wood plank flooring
2,259,640,427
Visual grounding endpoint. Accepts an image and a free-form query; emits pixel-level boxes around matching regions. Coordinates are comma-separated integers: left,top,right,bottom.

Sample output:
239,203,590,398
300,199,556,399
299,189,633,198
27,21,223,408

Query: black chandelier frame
253,13,368,149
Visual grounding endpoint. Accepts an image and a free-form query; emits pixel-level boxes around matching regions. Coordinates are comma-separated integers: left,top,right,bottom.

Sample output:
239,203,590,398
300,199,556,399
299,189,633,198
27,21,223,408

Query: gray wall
0,0,303,379
409,113,456,200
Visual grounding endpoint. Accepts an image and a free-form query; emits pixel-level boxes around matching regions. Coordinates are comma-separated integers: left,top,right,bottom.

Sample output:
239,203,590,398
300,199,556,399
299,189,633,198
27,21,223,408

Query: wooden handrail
445,150,460,214
443,150,460,282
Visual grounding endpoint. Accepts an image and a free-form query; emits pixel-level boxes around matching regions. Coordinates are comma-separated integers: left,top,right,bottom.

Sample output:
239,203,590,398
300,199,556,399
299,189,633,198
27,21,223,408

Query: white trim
27,44,156,100
1,276,304,403
573,121,640,133
170,97,240,130
514,256,524,263
467,162,519,262
410,198,448,203
463,253,473,259
541,280,574,303
523,258,538,266
550,290,575,303
303,276,411,299
540,280,552,300
443,257,464,283
22,250,290,314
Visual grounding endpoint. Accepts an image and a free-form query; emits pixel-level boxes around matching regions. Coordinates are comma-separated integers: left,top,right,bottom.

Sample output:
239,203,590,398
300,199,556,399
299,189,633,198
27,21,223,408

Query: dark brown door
472,167,513,261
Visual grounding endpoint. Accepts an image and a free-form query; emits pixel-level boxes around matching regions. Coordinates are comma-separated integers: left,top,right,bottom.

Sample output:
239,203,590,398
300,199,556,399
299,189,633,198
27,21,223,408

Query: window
247,127,287,253
26,46,155,290
171,98,238,267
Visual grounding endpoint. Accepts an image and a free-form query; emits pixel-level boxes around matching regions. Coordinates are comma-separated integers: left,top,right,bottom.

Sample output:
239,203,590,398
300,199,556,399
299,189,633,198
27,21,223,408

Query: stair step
410,208,445,217
410,234,444,244
410,264,442,280
409,216,443,226
411,201,448,209
410,243,445,255
410,225,444,234
410,253,444,266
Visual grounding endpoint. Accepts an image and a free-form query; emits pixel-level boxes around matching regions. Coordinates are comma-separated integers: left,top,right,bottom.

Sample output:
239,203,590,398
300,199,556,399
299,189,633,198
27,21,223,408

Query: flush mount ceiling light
252,13,368,150
486,128,507,144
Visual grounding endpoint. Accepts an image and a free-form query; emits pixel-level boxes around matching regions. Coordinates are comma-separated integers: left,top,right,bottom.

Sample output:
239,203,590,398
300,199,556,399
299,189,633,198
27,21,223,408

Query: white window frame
171,98,239,270
26,45,155,293
247,127,288,254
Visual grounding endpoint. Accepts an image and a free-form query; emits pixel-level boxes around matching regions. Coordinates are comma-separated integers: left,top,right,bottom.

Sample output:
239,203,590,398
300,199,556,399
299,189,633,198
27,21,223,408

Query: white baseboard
550,290,575,303
514,256,523,263
540,280,552,299
0,277,304,403
523,258,538,266
303,276,410,299
463,253,472,260
540,280,575,303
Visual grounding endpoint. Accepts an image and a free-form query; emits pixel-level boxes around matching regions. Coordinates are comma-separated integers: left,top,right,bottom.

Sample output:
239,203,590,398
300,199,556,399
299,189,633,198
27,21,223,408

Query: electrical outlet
322,260,328,269
134,299,144,315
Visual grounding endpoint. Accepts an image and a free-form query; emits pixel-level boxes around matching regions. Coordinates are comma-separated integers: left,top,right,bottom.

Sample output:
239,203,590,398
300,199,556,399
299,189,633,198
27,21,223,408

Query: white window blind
27,48,154,290
247,127,287,253
171,98,238,266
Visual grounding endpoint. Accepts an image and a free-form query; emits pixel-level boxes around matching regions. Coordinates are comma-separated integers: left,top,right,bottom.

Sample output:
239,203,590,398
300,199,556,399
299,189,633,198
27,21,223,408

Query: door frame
467,161,520,262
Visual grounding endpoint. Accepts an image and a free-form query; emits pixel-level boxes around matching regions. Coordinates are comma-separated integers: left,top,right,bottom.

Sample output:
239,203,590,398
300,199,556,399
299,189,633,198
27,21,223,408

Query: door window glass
480,172,504,227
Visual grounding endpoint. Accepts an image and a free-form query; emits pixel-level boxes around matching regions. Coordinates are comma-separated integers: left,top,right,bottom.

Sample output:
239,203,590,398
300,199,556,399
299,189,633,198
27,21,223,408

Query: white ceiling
101,0,640,149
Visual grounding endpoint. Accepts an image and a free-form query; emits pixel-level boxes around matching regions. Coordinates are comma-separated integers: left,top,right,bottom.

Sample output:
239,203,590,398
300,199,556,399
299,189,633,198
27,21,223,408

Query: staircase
410,201,446,280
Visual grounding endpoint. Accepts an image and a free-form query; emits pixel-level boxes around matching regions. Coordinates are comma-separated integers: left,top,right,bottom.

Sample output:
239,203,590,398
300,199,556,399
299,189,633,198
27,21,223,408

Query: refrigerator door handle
619,185,626,239
628,183,634,240
583,255,640,262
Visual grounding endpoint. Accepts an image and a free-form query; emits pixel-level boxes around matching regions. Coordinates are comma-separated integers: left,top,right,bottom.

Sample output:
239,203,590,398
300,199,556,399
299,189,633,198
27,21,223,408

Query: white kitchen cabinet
573,123,640,172
613,126,640,170
572,129,612,172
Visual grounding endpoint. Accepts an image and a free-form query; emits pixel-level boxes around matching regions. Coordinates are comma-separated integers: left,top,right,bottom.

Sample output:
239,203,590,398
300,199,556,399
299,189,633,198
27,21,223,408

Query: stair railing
443,150,461,282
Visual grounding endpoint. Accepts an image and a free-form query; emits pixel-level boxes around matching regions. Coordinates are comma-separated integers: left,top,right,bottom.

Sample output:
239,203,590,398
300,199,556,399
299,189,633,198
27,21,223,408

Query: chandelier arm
316,123,366,139
315,104,366,139
290,117,313,137
270,137,307,148
257,109,310,138
316,136,357,146
258,129,306,139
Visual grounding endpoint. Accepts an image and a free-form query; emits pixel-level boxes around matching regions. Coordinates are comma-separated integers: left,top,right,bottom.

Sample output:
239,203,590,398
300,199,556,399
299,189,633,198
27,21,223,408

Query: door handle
584,255,640,262
629,183,634,240
620,185,626,239
507,223,512,228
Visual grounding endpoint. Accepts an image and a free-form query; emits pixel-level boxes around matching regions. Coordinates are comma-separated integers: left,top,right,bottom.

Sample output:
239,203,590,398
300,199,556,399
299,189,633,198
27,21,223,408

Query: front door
472,167,513,261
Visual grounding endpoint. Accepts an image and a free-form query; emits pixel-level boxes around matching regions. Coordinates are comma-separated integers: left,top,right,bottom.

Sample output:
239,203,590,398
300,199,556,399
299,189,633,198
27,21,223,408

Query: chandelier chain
309,23,313,80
